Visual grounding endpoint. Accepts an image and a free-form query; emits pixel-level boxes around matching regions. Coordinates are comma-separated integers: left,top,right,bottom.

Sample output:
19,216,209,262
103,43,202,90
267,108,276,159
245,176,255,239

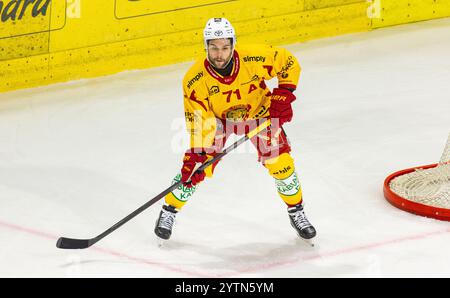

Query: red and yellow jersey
183,44,301,148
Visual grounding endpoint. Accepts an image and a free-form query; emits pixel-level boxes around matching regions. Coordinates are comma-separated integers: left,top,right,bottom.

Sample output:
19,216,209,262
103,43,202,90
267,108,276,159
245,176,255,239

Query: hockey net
383,133,450,221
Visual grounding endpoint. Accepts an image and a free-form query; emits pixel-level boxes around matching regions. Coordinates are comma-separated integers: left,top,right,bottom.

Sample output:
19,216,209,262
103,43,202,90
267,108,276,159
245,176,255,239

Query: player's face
207,39,233,69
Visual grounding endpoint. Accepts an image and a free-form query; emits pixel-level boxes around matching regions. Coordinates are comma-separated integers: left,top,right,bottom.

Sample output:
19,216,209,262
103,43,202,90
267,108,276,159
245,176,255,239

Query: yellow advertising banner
0,0,449,93
0,0,65,61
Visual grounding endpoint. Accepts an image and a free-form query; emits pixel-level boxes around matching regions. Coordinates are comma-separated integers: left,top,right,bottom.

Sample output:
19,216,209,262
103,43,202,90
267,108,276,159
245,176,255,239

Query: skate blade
295,233,316,247
156,237,168,248
300,237,315,247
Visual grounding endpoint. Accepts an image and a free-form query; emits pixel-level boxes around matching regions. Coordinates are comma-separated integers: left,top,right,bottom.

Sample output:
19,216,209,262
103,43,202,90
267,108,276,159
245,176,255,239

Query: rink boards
0,0,449,93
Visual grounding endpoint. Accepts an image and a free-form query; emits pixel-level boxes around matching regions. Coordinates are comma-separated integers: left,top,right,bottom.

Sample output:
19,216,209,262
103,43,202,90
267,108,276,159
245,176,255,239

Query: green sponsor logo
171,173,197,202
275,171,300,196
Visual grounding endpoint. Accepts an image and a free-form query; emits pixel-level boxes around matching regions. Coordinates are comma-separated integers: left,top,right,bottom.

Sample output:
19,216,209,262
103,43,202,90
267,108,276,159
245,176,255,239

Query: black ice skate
154,205,177,240
288,204,316,241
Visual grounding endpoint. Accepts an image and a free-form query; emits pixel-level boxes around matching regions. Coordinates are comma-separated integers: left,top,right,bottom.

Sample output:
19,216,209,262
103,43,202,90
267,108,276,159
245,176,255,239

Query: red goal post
384,163,450,221
383,134,450,221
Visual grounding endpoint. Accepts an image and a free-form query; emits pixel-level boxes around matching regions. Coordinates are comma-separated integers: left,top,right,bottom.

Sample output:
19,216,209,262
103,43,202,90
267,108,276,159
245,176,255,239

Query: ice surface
0,18,449,277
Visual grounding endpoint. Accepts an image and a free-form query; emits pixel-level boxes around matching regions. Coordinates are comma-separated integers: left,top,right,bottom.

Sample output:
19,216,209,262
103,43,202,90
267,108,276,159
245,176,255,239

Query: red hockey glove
181,151,209,188
269,87,296,127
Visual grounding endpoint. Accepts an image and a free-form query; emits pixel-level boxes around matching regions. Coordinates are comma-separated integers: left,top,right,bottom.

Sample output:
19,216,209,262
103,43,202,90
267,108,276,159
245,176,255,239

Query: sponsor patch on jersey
243,56,266,63
277,56,295,75
185,111,199,123
186,71,204,89
209,85,220,96
241,74,260,85
221,105,251,122
254,105,268,118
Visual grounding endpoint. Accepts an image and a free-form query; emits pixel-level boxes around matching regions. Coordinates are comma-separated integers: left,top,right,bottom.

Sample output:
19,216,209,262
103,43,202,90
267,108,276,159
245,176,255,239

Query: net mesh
389,133,450,209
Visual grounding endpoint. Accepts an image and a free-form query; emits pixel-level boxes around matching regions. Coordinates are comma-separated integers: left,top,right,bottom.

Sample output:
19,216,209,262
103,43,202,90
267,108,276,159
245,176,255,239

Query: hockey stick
56,119,271,249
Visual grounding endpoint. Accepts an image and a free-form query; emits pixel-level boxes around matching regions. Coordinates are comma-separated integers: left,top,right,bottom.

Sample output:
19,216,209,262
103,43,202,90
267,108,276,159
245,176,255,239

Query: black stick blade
56,237,91,249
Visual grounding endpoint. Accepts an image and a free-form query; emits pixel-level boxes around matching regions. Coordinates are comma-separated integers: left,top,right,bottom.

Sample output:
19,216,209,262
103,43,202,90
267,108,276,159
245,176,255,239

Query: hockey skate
154,205,177,244
288,203,316,246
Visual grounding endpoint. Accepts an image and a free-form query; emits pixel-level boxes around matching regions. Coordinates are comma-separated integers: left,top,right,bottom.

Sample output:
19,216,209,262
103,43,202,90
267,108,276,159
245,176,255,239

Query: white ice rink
0,18,449,278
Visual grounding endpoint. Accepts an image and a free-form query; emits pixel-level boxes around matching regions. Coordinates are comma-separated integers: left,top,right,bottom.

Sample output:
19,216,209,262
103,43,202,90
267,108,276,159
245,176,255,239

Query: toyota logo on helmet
203,17,237,50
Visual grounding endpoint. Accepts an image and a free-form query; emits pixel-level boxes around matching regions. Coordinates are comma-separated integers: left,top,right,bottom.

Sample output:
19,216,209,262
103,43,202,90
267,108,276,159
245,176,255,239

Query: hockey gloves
181,151,209,188
269,87,296,127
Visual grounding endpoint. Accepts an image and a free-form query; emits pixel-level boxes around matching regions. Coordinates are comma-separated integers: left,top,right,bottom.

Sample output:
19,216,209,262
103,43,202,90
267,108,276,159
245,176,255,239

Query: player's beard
209,52,233,70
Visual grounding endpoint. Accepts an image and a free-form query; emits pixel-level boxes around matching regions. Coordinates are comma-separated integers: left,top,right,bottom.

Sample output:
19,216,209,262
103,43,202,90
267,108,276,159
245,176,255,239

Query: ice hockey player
155,17,316,243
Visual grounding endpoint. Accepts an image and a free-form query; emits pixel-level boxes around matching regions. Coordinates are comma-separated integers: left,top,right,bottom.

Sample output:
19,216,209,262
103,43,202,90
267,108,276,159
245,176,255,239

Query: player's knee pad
164,173,199,209
264,153,302,206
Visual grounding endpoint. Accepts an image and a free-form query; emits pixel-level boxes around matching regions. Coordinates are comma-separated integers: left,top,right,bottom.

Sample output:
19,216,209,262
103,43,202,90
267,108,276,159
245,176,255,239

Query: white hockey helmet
203,18,236,50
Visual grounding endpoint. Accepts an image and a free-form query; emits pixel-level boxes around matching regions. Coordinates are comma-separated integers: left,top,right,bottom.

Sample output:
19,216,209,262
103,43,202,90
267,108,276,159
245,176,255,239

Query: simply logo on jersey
186,72,203,89
0,0,50,22
243,56,266,63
